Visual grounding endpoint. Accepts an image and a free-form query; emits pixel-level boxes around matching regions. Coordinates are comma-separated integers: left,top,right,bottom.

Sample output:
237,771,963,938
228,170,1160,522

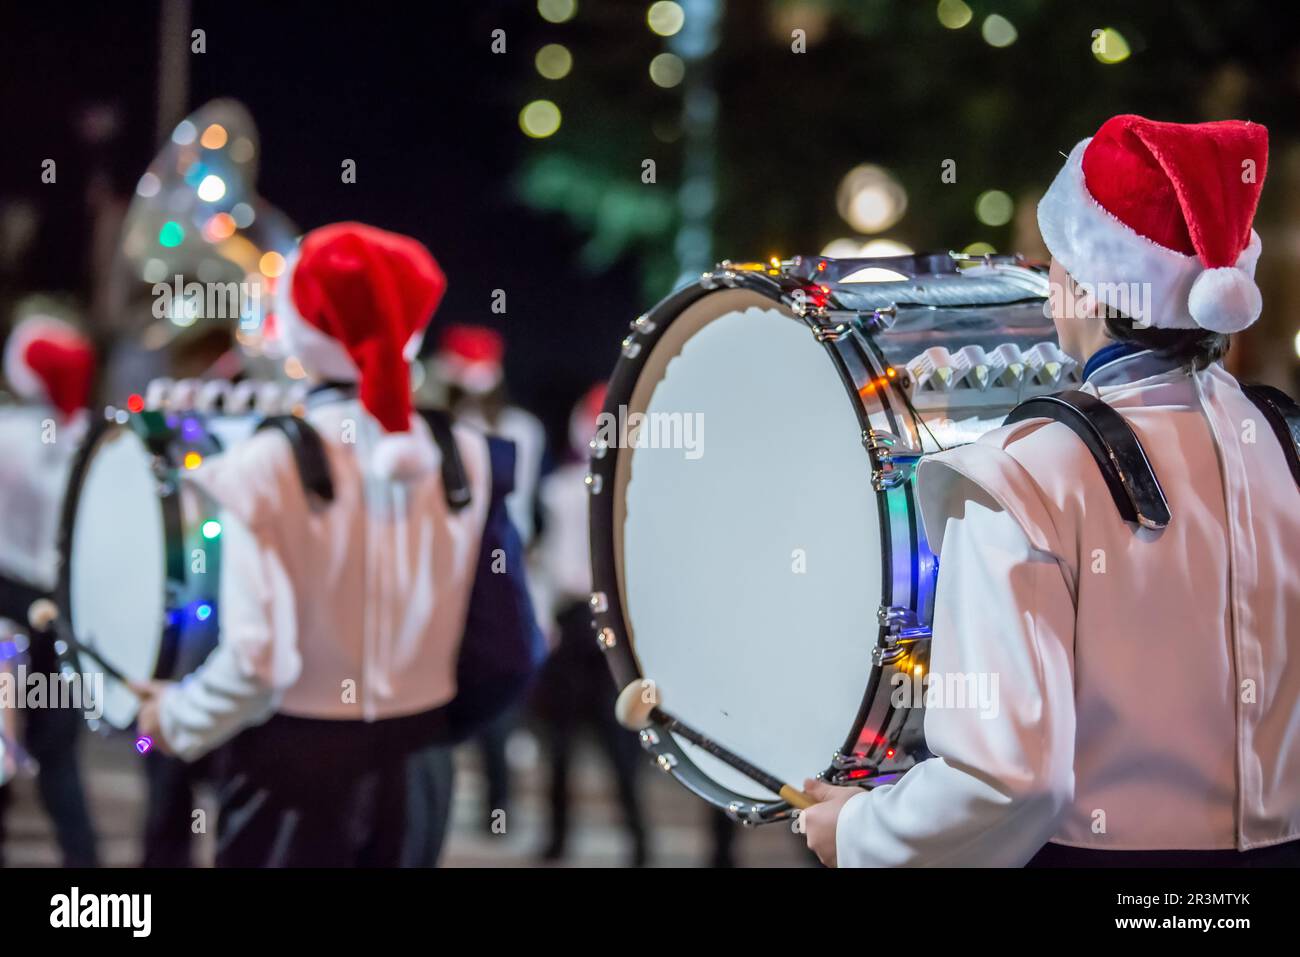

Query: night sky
2,1,640,441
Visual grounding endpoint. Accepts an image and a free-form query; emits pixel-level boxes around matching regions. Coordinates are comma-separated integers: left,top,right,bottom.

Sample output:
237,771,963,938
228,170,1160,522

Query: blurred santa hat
569,382,607,459
273,221,447,479
3,315,96,418
433,324,506,396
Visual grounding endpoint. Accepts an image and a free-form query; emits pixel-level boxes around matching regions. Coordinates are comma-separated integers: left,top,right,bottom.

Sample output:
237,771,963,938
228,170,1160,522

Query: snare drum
56,405,260,730
589,253,1075,824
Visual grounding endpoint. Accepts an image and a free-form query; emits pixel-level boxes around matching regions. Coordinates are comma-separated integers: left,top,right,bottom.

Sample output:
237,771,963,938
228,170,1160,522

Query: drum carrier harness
256,403,473,511
1005,381,1300,530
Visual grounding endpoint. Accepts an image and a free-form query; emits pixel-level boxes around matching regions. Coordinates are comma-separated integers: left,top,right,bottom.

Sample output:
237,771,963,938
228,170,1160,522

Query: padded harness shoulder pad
1005,389,1171,530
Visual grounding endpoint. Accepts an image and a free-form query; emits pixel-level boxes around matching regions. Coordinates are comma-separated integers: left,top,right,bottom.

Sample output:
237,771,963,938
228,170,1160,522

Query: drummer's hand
800,778,862,868
129,679,175,756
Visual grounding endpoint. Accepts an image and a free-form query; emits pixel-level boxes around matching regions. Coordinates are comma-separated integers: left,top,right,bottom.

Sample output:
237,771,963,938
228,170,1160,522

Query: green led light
159,221,185,248
201,519,222,539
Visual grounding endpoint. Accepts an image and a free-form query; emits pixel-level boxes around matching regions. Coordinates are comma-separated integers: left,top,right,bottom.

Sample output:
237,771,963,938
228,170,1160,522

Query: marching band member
133,223,544,867
531,384,649,866
430,324,547,831
805,115,1300,866
0,309,99,867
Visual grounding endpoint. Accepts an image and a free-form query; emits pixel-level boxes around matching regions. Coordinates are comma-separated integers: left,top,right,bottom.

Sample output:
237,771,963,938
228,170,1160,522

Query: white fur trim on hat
432,354,503,395
272,248,360,382
371,426,441,481
1037,138,1262,331
3,315,78,402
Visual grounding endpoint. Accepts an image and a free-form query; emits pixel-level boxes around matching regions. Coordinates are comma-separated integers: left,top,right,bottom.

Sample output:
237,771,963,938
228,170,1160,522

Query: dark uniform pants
215,710,449,868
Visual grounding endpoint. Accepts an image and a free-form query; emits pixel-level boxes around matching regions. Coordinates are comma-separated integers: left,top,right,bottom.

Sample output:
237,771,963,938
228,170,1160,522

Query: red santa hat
433,324,506,396
273,222,447,478
1038,114,1268,333
568,382,607,459
3,315,96,418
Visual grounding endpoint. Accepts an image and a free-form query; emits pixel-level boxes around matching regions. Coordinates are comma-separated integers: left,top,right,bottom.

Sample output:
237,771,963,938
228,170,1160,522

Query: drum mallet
615,679,814,810
28,599,130,686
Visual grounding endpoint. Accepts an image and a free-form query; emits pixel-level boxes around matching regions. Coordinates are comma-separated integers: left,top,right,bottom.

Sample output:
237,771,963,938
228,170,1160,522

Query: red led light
816,260,827,272
885,748,896,759
126,394,145,414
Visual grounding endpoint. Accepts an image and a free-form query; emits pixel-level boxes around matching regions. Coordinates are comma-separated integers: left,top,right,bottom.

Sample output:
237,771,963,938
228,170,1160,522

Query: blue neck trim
1082,342,1143,383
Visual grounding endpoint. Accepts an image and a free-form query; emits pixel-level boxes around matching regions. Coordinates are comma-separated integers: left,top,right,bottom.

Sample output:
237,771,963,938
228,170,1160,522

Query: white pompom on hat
1038,114,1268,333
273,222,447,480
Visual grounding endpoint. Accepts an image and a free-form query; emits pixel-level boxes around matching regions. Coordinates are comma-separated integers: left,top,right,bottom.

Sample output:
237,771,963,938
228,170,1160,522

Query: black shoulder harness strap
1242,383,1300,488
415,408,473,511
256,410,472,511
257,415,335,503
1004,389,1172,530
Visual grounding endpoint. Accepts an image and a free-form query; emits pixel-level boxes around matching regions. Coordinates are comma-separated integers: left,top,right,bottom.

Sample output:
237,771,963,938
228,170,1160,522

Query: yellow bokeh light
962,241,998,257
200,123,228,149
647,1,685,37
259,251,287,277
520,100,562,138
535,43,573,80
936,0,972,29
649,52,685,88
1092,27,1131,64
538,0,576,24
184,452,203,470
975,189,1014,227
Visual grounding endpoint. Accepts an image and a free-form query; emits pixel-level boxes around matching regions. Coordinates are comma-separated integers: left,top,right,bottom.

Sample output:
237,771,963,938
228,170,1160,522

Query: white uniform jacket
159,397,541,761
836,350,1300,866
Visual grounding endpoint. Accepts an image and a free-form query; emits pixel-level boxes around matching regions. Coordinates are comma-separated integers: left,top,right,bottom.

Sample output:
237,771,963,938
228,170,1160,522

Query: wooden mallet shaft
615,680,813,810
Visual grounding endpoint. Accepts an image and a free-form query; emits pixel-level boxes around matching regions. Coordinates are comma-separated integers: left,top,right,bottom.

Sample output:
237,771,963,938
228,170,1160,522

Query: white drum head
616,291,882,799
68,427,167,729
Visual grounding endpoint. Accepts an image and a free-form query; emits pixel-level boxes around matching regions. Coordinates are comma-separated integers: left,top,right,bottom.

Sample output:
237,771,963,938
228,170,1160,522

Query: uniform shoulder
184,427,299,529
915,417,1084,557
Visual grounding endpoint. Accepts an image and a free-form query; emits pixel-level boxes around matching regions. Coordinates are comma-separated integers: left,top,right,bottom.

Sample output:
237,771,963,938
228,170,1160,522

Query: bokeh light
836,164,907,234
520,100,562,138
535,43,573,80
159,221,185,247
171,119,197,145
936,0,972,29
649,52,685,88
647,1,685,37
982,14,1017,47
1093,27,1131,64
259,251,287,277
136,172,161,198
975,189,1014,226
962,241,998,256
197,174,227,202
200,123,228,149
538,0,576,24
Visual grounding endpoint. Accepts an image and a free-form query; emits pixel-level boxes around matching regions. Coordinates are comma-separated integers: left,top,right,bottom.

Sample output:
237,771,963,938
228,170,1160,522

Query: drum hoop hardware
865,428,924,492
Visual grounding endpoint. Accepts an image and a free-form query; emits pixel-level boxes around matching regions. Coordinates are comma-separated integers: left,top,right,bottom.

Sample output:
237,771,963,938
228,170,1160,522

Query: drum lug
638,728,660,749
874,605,931,665
584,472,604,495
630,313,656,335
865,429,922,491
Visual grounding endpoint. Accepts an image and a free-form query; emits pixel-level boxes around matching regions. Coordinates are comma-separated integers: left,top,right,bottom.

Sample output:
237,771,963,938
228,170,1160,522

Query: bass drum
56,407,259,730
589,253,1073,824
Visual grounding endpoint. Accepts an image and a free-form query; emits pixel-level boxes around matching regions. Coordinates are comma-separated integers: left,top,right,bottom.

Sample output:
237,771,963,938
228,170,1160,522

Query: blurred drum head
66,426,167,729
613,289,881,799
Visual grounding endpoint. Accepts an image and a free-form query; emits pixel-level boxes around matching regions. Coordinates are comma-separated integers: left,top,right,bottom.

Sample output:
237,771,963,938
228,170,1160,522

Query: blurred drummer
133,222,543,866
531,384,649,866
0,307,99,867
805,115,1300,866
429,324,547,831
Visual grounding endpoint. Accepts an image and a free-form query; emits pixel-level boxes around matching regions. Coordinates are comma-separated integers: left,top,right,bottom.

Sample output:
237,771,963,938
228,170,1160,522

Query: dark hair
1102,315,1230,371
1064,271,1230,371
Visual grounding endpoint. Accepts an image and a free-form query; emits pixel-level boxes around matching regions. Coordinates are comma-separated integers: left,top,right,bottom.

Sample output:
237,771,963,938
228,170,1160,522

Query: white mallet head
614,680,661,730
27,598,59,632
